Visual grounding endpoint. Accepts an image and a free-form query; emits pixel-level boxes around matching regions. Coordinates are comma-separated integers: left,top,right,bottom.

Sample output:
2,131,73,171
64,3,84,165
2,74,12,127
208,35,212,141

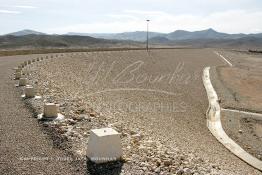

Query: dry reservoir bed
23,49,261,174
210,50,262,163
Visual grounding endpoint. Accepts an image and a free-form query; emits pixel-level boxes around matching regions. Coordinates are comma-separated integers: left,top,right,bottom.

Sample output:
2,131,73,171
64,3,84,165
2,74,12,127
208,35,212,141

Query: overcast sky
1,0,262,35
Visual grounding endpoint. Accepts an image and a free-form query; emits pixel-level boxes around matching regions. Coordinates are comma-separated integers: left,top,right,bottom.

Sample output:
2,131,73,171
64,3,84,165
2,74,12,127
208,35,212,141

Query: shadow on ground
86,159,124,175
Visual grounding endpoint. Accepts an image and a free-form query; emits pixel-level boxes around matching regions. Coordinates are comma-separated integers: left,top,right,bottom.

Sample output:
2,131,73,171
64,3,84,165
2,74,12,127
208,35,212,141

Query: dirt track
0,49,261,174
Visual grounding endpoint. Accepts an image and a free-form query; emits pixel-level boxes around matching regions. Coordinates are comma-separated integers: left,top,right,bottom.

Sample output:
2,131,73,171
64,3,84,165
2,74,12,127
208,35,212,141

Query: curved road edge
202,66,262,171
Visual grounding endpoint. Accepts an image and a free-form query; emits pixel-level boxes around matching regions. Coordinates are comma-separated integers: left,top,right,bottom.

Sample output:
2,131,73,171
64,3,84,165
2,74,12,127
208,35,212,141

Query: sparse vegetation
248,49,262,53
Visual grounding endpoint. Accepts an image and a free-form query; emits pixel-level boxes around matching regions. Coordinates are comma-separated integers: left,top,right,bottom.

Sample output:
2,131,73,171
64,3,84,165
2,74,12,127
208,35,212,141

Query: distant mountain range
5,28,262,42
1,28,262,49
6,29,46,36
66,31,165,42
0,34,137,49
66,28,262,42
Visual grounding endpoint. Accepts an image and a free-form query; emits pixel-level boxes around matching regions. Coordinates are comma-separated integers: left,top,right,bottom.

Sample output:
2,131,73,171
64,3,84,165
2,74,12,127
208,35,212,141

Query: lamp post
146,19,150,51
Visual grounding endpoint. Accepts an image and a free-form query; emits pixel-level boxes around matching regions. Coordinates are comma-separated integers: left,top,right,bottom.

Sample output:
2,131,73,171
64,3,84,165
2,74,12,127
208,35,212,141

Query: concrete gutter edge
202,66,262,171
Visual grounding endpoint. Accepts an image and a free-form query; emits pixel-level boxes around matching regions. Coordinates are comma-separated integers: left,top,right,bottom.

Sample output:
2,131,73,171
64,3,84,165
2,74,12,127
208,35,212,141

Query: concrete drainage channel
202,66,262,171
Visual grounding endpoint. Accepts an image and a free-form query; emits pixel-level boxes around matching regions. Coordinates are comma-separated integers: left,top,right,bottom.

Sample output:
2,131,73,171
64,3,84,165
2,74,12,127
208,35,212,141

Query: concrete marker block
14,71,22,80
38,103,64,121
44,103,58,118
24,85,35,98
17,78,27,86
87,128,123,163
15,68,22,73
21,85,41,99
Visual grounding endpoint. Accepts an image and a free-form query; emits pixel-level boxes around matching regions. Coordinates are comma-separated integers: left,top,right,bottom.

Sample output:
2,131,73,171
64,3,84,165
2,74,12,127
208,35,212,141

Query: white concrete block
16,68,22,73
37,103,63,120
87,128,123,163
21,85,41,99
19,78,27,86
25,85,35,98
44,103,58,118
15,72,22,79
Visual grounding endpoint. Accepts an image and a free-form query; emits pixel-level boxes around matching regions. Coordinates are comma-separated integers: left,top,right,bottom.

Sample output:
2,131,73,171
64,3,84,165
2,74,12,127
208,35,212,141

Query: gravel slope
27,49,261,174
0,55,83,175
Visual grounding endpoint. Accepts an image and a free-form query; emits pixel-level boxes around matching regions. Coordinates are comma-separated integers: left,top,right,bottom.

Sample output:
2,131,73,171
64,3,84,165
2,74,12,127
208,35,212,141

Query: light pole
146,19,150,51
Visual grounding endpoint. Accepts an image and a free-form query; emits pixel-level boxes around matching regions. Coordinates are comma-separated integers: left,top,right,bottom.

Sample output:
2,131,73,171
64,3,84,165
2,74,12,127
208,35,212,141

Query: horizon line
2,28,262,36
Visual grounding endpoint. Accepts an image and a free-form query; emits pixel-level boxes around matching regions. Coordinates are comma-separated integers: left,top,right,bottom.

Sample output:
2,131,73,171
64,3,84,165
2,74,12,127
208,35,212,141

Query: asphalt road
0,55,83,175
